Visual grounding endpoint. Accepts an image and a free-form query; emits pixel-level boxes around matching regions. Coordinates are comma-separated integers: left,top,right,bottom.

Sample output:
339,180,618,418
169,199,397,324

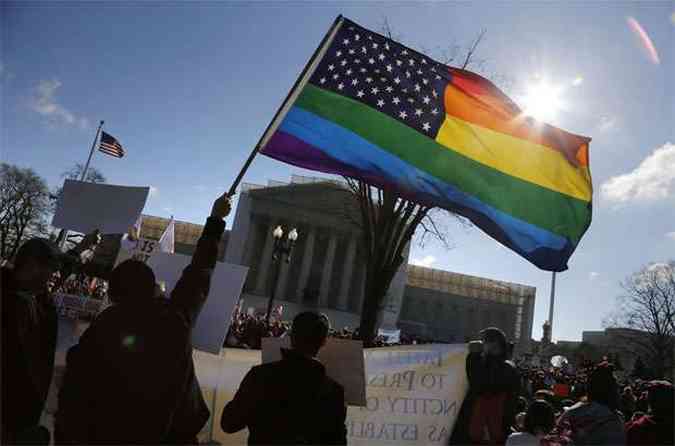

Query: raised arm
170,193,231,327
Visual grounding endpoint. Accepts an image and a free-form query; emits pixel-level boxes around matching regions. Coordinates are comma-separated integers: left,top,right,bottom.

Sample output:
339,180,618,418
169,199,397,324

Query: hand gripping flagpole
225,15,344,198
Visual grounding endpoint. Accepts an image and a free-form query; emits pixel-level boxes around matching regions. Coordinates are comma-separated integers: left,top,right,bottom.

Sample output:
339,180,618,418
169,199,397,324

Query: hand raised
211,193,232,219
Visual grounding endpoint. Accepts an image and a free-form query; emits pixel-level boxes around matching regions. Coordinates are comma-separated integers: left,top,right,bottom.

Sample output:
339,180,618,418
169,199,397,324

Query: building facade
399,265,536,346
138,176,536,341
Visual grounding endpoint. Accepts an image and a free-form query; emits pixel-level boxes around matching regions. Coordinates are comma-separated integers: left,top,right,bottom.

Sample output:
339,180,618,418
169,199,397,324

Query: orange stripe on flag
446,68,591,167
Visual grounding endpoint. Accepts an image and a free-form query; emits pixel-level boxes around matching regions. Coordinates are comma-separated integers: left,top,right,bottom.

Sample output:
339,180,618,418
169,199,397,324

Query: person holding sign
221,311,347,445
449,327,521,445
55,193,232,445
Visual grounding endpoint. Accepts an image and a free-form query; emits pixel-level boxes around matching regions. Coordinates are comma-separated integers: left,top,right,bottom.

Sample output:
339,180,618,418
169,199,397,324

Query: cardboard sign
52,180,149,234
145,252,248,354
262,337,367,407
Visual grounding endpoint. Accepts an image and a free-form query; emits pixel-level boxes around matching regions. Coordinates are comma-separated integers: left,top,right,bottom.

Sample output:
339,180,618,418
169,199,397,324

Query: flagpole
81,120,105,181
548,271,557,339
226,15,345,197
57,120,105,248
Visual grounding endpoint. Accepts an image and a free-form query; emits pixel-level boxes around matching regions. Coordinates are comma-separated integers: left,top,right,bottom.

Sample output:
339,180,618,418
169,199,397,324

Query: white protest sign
262,337,367,407
116,237,159,265
145,252,248,354
52,180,149,234
191,344,468,445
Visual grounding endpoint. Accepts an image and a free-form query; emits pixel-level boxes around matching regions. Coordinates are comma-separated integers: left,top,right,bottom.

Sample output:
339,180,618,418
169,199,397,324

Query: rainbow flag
259,17,592,271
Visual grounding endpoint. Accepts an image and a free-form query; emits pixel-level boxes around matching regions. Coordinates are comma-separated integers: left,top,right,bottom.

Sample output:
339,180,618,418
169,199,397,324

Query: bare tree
606,261,675,378
0,163,51,260
340,22,486,345
62,163,107,184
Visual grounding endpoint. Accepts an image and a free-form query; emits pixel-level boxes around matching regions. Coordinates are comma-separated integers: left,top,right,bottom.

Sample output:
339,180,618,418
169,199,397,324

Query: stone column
242,217,261,267
255,222,276,294
337,236,357,310
355,266,366,314
295,228,316,302
318,235,337,307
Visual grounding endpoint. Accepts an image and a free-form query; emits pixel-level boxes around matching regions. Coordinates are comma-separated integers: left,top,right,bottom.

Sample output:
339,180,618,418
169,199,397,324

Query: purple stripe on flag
263,131,402,192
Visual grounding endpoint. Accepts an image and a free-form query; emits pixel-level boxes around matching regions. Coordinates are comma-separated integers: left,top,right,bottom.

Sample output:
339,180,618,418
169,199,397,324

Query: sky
2,1,674,342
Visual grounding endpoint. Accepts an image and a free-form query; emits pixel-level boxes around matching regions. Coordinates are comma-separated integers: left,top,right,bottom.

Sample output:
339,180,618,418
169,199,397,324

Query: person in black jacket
221,311,347,445
449,327,521,445
55,193,231,445
1,233,100,445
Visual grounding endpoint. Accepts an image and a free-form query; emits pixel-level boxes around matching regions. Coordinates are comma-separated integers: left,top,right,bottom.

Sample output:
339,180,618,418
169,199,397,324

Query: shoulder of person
323,374,345,396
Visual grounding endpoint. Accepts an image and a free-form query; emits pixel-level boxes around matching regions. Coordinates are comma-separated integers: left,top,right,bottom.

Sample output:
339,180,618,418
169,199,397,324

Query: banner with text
195,344,468,445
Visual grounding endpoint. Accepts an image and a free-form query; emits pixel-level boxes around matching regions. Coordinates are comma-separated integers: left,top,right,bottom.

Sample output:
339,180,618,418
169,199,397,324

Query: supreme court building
140,176,536,345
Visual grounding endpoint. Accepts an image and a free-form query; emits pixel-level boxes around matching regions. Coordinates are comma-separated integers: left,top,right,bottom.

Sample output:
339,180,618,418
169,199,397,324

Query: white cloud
572,76,583,86
162,207,174,214
589,272,600,280
597,116,617,132
666,232,675,241
411,255,436,268
601,142,675,205
29,79,88,128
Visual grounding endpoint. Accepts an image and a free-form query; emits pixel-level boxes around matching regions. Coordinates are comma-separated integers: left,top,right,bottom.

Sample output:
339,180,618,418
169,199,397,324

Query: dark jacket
1,268,58,444
55,216,225,444
449,351,521,445
221,348,347,445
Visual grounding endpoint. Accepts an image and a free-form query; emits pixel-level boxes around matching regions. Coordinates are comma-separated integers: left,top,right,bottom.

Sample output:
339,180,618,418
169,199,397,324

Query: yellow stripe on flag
435,115,592,202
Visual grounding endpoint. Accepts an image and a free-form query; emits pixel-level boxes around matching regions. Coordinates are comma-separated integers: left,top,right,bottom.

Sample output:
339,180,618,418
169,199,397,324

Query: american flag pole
80,120,105,181
225,15,345,198
56,120,105,249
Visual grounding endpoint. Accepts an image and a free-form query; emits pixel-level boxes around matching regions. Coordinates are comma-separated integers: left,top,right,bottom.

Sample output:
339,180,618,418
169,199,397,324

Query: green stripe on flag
296,84,591,243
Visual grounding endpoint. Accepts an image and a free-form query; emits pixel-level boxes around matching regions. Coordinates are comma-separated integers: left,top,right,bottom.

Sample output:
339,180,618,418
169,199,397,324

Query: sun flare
520,79,563,123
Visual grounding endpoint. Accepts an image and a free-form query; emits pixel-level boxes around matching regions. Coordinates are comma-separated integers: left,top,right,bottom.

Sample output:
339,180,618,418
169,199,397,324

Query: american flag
309,20,448,137
98,131,125,158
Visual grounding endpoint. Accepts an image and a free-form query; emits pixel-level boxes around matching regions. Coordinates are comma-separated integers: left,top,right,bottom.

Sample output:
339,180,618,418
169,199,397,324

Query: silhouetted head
588,362,619,409
647,380,673,418
524,399,555,436
108,259,156,304
290,311,329,357
12,238,62,293
480,327,507,358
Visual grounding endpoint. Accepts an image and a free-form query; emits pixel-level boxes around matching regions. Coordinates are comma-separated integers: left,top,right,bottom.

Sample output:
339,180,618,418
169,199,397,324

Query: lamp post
265,225,298,327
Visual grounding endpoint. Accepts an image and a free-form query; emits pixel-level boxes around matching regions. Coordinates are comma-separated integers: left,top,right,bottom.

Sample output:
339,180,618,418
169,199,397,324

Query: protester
625,380,674,445
507,399,571,446
449,327,521,445
620,386,636,421
55,193,231,445
556,361,626,445
221,311,347,445
1,233,100,444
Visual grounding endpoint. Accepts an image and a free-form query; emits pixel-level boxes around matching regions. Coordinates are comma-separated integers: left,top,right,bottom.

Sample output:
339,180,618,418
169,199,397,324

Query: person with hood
625,380,673,445
221,311,347,445
1,232,100,445
449,327,521,445
556,361,626,445
55,193,231,445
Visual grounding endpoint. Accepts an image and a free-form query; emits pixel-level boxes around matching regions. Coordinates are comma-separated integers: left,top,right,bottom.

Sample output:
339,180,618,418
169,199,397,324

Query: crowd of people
2,191,673,445
449,328,674,446
48,273,109,301
224,309,435,350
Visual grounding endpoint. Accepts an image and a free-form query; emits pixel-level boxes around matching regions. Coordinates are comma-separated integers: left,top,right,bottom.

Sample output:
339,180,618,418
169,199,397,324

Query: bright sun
520,79,563,123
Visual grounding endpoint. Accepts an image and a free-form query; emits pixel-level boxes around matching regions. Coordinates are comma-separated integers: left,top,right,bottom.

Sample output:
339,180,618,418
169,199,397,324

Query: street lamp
265,225,298,326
